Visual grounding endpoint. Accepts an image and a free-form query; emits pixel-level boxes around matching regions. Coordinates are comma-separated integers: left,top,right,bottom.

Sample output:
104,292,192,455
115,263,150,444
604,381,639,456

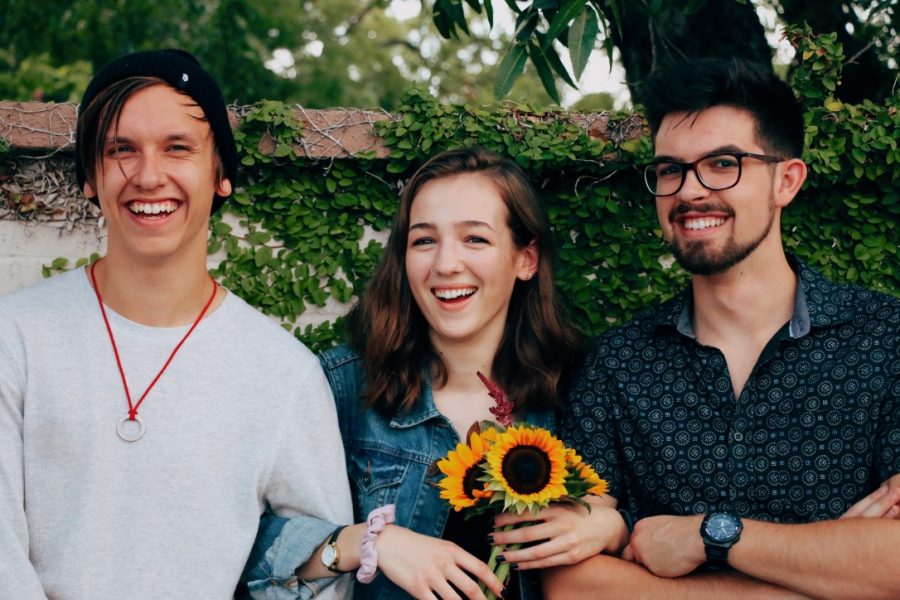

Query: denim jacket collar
389,376,442,428
388,375,556,431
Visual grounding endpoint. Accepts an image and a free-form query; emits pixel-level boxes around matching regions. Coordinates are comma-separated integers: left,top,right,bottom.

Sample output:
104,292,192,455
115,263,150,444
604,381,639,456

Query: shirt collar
389,375,442,428
654,254,848,340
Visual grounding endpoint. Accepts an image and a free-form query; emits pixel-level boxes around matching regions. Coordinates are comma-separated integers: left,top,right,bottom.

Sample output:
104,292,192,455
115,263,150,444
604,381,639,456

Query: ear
216,178,233,198
83,182,97,199
773,158,807,209
516,240,539,280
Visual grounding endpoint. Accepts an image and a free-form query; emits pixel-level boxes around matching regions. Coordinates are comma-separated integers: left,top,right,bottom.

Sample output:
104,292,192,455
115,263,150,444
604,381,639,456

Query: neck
431,331,502,393
90,255,219,327
690,246,796,341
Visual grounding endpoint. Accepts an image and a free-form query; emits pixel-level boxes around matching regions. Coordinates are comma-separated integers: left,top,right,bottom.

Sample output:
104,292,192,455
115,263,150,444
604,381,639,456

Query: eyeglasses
643,152,785,197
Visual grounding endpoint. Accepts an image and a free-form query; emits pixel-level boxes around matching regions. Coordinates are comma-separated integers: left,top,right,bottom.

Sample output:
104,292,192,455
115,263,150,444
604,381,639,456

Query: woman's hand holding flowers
375,524,505,600
491,496,629,569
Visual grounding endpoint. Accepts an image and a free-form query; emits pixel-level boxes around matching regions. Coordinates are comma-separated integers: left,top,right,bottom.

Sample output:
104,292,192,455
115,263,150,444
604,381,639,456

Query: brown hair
346,146,582,416
76,76,224,197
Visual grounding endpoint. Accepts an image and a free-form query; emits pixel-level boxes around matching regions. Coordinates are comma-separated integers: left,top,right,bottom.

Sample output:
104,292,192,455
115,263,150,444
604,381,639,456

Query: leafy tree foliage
427,0,898,104
0,0,550,108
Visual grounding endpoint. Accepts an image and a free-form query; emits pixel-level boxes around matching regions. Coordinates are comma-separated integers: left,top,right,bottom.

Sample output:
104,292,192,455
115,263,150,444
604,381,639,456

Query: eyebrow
104,133,202,146
408,220,496,232
653,144,746,163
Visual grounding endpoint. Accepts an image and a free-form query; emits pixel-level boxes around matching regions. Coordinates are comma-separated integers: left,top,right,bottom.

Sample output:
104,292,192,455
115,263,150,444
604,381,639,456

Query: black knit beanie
75,49,238,213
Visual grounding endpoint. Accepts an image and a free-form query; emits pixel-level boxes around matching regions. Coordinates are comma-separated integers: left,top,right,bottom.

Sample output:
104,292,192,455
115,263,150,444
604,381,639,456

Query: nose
431,242,463,276
675,166,709,202
129,151,166,191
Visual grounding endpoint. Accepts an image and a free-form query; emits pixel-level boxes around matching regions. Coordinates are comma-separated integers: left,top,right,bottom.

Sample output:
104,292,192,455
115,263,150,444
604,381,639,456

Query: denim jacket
244,344,555,600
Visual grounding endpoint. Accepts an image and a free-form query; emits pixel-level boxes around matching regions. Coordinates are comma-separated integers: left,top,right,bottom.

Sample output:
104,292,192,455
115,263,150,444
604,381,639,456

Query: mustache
668,202,735,223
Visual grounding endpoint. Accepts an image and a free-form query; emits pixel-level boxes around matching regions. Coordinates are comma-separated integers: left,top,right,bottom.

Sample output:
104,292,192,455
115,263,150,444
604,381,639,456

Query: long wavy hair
346,146,581,416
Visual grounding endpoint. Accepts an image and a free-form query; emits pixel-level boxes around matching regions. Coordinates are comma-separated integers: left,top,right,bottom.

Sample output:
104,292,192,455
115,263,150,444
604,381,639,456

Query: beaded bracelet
356,504,396,583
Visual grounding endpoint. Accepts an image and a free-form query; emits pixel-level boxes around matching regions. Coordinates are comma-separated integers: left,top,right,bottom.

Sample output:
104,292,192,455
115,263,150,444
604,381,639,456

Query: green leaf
528,41,562,104
568,6,599,80
536,33,577,87
494,43,529,98
543,0,588,48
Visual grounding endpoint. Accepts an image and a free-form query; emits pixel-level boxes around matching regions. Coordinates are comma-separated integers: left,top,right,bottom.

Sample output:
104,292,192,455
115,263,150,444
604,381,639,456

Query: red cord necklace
89,261,217,442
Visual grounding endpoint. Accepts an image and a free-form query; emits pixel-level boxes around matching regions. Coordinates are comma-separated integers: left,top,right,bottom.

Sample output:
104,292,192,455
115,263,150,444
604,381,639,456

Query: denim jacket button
362,473,372,485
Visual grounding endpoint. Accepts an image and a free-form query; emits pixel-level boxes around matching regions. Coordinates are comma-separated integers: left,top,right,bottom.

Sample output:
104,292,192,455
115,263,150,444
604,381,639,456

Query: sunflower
485,425,569,513
437,430,495,511
566,449,608,496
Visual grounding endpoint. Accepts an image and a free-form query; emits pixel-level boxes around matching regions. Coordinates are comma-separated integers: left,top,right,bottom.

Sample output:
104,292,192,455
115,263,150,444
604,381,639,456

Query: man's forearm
542,555,810,600
730,518,900,600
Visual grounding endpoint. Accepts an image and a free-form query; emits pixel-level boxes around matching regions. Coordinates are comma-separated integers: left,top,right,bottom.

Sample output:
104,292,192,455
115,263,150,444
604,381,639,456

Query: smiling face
83,83,231,268
405,173,537,351
653,105,786,276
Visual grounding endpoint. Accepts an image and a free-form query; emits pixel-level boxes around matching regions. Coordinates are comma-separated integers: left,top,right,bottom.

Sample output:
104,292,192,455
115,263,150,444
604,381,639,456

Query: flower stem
484,524,521,600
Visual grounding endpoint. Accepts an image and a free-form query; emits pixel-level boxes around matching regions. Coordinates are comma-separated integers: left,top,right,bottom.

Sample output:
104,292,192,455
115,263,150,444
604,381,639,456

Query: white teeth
434,288,476,300
684,217,726,230
129,201,178,215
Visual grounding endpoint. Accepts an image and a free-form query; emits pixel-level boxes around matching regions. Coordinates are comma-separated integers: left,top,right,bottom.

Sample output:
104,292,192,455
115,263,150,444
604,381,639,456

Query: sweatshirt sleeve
252,354,354,599
0,324,50,599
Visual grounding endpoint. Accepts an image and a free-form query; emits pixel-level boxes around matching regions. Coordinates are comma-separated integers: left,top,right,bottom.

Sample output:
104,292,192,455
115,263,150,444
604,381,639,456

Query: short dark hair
640,57,804,158
347,146,581,416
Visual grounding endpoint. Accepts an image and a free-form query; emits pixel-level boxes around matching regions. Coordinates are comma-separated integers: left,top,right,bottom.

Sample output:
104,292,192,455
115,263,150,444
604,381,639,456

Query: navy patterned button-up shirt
561,256,899,523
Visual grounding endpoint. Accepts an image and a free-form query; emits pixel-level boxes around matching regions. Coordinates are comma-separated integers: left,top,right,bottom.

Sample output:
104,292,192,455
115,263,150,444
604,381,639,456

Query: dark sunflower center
462,465,482,499
501,445,551,494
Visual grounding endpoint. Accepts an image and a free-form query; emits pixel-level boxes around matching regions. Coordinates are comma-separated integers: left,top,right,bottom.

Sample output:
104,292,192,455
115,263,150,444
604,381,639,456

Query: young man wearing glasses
545,58,900,598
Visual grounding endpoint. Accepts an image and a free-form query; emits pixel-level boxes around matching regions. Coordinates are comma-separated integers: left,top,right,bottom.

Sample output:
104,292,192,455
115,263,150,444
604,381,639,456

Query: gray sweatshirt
0,268,352,599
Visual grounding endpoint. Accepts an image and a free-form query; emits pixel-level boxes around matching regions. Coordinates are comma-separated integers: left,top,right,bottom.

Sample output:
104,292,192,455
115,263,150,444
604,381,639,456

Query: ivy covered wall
4,27,897,352
209,27,898,352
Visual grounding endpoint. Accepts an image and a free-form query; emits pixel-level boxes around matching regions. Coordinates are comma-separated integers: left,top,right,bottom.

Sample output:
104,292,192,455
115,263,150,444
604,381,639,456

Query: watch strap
323,524,348,573
704,543,731,567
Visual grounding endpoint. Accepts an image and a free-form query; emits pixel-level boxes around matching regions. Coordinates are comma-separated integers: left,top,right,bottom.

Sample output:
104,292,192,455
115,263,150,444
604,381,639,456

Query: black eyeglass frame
643,151,786,197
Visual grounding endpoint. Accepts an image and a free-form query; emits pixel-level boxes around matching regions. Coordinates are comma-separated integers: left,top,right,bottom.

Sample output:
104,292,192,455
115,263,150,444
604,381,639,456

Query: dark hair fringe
346,146,583,417
640,57,804,158
76,76,225,199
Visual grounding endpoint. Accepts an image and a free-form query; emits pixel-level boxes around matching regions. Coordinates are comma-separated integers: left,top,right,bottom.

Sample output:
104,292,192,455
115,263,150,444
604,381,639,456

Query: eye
106,144,134,157
167,144,193,153
706,155,739,169
654,163,682,178
466,235,489,244
410,236,434,247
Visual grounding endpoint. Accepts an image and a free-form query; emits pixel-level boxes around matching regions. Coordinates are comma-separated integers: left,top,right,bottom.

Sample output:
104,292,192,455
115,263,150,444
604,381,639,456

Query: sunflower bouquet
436,421,608,599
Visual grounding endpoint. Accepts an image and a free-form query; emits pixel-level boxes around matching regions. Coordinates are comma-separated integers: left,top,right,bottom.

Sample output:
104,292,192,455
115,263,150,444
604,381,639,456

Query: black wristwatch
700,512,742,568
320,525,348,573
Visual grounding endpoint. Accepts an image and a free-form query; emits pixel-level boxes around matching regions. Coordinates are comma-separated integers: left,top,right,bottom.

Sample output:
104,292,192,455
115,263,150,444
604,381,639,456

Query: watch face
705,513,741,543
321,544,337,567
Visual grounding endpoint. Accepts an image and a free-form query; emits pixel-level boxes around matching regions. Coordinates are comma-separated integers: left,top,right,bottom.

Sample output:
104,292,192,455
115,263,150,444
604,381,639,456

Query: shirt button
733,432,744,442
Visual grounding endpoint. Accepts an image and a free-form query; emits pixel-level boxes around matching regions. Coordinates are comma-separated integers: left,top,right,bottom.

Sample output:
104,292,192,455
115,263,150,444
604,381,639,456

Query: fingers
501,537,574,569
886,504,900,520
492,520,554,546
429,577,465,600
840,485,887,518
440,569,485,600
841,485,900,519
454,551,504,598
494,510,544,528
621,542,636,563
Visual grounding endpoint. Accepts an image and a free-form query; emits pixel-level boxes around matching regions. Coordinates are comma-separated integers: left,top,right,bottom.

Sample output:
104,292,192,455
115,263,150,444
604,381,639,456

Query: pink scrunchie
356,504,396,583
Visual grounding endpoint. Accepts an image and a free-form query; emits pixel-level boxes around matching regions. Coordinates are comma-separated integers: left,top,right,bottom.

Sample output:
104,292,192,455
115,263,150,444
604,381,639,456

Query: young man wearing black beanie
0,50,353,599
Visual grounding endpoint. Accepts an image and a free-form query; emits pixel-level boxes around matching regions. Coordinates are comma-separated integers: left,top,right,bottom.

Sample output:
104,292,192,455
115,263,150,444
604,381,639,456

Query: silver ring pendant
117,414,145,442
